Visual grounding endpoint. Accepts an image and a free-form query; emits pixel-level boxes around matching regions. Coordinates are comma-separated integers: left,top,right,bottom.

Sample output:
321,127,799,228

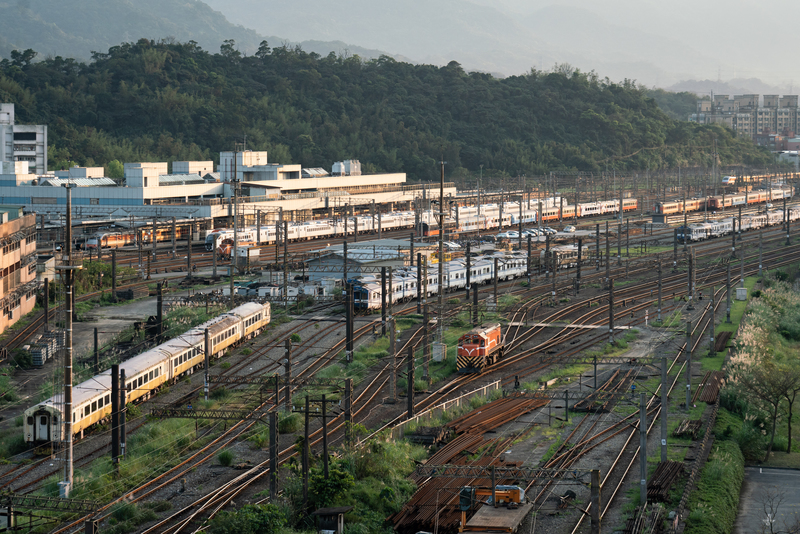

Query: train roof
460,323,502,337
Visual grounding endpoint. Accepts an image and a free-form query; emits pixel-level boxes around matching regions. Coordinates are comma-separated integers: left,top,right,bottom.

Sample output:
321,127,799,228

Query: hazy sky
205,0,797,91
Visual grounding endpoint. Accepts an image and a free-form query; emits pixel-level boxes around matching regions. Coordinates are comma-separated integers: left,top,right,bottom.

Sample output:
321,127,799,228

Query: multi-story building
0,205,37,334
0,104,47,175
0,155,453,232
689,94,800,143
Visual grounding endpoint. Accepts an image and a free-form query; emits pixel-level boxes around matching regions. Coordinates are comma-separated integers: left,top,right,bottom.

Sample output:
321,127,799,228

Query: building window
13,132,36,141
90,199,99,205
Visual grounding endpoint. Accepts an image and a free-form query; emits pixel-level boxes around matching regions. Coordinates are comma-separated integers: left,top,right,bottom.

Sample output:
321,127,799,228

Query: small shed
311,506,353,534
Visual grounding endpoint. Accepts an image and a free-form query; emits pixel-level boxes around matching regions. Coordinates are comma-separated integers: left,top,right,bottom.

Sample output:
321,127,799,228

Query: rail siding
388,380,502,440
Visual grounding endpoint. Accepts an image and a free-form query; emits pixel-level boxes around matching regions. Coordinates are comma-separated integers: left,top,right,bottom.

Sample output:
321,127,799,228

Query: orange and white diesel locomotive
457,323,504,373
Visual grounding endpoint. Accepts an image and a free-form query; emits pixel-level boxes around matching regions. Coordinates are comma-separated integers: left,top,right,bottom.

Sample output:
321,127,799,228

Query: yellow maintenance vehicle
458,485,532,533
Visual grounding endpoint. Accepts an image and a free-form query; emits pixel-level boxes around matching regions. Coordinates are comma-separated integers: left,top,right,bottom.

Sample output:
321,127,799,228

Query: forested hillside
0,39,772,181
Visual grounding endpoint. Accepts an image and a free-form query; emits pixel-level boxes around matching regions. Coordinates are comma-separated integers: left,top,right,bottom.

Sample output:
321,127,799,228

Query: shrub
218,449,235,466
278,413,302,434
206,504,287,534
211,387,230,401
241,348,252,356
290,333,302,343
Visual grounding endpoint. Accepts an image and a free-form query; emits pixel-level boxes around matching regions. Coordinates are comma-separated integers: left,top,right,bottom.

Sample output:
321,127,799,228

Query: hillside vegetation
0,39,772,180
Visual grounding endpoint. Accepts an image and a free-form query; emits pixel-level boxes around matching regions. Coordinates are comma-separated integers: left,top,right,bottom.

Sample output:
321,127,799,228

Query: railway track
17,211,800,532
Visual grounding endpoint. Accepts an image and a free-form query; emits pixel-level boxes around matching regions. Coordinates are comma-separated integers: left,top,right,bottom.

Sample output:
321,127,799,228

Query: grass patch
218,449,234,466
684,440,745,534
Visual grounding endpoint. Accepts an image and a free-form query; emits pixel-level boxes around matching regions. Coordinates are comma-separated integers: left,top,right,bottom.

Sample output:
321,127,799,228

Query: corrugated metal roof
39,177,117,187
302,168,329,177
158,173,205,185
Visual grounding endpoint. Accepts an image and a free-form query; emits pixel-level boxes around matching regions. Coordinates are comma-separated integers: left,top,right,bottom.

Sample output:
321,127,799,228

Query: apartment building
0,206,37,334
689,94,800,143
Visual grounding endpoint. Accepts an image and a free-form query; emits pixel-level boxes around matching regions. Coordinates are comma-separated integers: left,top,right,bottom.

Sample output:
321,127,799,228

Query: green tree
309,464,354,508
106,159,124,179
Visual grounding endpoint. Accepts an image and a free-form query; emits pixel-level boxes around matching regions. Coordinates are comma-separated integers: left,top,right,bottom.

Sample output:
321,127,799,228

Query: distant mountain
0,0,406,64
203,0,796,88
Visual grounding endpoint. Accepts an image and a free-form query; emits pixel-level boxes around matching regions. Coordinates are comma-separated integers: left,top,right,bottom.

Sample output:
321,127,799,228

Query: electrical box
432,342,447,362
736,287,747,301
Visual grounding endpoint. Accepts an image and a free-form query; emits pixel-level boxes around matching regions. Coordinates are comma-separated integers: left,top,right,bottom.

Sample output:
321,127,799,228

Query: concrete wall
173,161,214,175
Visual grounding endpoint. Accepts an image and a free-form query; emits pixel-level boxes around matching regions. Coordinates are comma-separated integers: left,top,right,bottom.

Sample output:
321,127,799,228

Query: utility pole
466,243,471,301
284,340,292,411
407,346,415,418
576,238,582,294
687,247,695,311
389,316,397,403
657,257,663,322
112,364,120,474
231,144,240,305
204,329,210,401
740,244,745,289
269,411,278,500
639,392,648,505
605,221,610,285
686,321,692,409
595,223,600,271
437,160,446,348
59,183,76,498
381,267,387,337
726,258,732,323
661,354,668,463
525,235,532,286
608,278,614,345
759,230,763,276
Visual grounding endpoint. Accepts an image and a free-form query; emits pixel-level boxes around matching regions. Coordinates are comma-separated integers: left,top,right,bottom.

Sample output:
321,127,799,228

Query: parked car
563,225,577,232
444,241,462,250
542,227,557,235
496,231,519,239
521,229,539,237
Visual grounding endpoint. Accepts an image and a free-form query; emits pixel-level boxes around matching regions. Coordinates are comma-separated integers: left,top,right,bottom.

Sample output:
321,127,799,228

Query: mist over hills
204,0,796,90
0,0,405,64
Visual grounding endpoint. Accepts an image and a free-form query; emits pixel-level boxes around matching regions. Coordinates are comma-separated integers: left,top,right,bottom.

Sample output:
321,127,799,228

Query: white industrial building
0,104,47,175
0,151,455,226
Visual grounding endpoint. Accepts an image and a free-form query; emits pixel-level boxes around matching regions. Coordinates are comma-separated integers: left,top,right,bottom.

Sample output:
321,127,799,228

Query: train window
27,416,33,425
105,394,110,405
138,376,143,387
73,413,76,423
174,358,178,367
149,370,154,381
98,397,103,408
84,406,90,416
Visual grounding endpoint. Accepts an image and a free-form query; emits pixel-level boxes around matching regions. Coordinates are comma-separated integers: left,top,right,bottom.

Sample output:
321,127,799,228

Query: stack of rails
692,371,726,404
446,396,550,435
713,331,733,353
672,419,703,439
622,503,664,534
647,461,685,502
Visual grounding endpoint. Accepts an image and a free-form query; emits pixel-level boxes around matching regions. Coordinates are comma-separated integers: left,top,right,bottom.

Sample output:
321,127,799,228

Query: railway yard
0,180,799,534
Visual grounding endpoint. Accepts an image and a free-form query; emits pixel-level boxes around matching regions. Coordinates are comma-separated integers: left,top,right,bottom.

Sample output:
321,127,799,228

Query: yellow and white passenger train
23,302,270,444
